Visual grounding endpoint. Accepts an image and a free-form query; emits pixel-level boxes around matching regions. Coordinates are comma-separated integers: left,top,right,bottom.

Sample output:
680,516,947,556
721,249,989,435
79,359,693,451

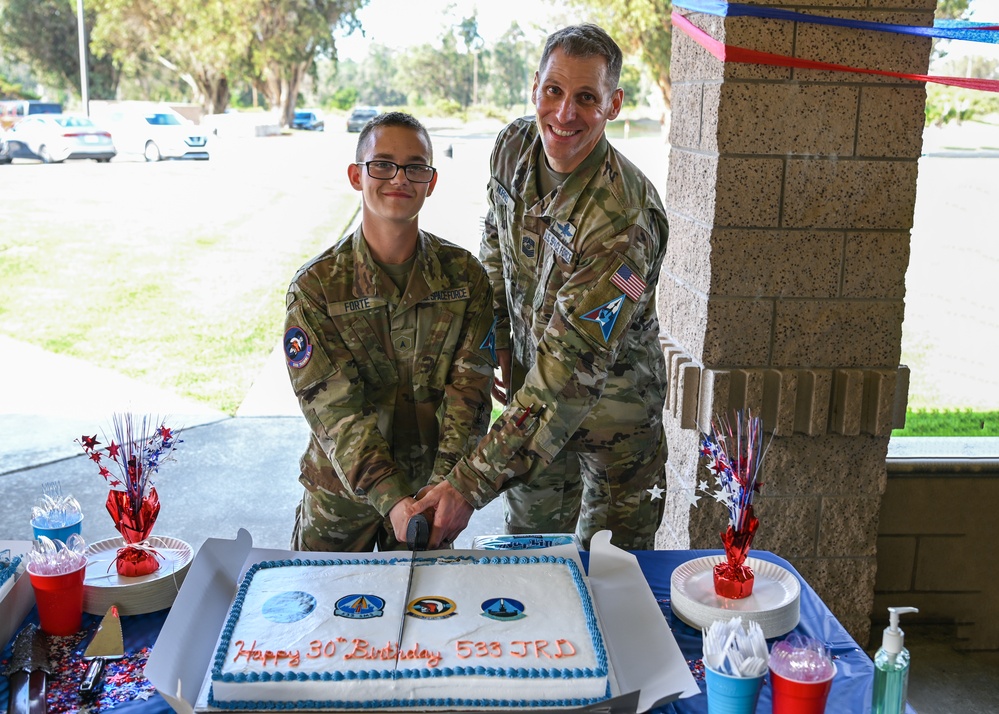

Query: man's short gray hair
538,24,623,90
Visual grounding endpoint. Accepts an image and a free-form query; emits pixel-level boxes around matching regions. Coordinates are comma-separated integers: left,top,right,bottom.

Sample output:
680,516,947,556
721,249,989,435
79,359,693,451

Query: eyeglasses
356,160,437,183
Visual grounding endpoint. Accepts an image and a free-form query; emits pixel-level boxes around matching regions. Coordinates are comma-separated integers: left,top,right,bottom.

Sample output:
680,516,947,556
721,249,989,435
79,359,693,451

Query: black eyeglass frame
355,160,437,183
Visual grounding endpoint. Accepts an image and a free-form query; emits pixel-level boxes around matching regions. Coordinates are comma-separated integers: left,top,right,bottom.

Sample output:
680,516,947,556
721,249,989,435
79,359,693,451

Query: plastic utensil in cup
27,558,88,636
705,665,765,714
31,514,84,544
770,662,837,714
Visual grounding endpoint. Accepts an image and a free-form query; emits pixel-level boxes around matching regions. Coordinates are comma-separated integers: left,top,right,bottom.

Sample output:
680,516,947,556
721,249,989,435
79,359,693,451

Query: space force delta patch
580,294,627,342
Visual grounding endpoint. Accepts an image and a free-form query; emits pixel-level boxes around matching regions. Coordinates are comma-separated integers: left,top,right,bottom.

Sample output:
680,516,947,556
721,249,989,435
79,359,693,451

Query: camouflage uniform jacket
285,226,496,517
447,117,670,508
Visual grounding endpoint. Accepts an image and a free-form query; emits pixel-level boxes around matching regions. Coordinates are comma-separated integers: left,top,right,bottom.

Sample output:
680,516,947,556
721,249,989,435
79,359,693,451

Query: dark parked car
346,106,378,132
293,110,324,131
0,130,11,164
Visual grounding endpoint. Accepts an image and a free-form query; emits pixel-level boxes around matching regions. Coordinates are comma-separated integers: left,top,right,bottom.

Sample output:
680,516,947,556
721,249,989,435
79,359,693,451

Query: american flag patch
610,264,646,302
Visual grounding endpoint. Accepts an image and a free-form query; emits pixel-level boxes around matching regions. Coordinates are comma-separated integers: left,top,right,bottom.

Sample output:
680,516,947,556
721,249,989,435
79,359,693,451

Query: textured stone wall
657,0,936,643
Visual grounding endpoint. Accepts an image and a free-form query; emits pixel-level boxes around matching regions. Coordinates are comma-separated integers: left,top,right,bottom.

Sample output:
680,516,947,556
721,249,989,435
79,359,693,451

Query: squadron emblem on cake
334,594,385,619
480,597,526,621
407,596,457,619
261,591,317,623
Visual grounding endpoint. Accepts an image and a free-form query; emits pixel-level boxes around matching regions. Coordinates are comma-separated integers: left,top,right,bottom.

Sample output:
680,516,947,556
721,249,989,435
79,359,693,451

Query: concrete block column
656,0,934,643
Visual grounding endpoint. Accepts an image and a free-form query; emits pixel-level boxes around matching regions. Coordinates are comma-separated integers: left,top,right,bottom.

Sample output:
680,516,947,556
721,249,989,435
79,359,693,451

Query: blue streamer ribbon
673,0,999,44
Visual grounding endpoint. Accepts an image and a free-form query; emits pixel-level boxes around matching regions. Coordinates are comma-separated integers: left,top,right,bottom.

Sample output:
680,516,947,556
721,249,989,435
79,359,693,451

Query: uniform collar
351,227,450,312
520,126,610,225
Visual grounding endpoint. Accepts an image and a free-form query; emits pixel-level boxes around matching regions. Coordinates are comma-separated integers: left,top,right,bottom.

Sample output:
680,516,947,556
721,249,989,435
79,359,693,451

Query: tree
0,0,120,101
488,23,533,110
91,0,257,114
245,0,366,127
565,0,672,108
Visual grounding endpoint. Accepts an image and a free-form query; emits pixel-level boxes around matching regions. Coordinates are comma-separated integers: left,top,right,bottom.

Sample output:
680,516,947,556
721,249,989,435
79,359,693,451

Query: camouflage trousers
501,429,668,550
292,483,406,553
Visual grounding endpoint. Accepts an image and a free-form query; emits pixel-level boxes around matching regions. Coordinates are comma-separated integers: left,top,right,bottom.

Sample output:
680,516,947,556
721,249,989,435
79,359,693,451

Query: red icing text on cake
232,640,301,667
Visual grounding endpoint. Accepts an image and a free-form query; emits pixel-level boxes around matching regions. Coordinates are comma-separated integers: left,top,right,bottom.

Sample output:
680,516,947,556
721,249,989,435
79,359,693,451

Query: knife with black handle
4,624,51,714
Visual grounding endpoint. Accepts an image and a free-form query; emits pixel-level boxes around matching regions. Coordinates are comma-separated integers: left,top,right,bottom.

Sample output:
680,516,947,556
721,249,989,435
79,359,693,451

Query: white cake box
145,529,699,713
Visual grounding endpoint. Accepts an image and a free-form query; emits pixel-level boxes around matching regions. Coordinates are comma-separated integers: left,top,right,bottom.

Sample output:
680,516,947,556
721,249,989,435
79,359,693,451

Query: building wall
658,0,937,644
877,452,999,650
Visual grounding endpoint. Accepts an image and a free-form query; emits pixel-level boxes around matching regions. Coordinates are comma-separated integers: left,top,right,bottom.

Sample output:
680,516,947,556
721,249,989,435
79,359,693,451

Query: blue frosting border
209,555,609,709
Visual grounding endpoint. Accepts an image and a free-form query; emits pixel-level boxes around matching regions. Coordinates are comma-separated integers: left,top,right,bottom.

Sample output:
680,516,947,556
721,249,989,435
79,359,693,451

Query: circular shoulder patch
284,326,313,368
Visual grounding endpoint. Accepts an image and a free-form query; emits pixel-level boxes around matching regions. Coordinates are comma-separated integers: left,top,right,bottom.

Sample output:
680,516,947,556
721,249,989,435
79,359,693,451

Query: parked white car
4,114,116,163
96,104,210,162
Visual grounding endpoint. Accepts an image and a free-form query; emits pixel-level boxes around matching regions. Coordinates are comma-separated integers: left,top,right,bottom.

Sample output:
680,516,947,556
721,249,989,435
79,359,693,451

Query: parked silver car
4,114,116,163
346,106,378,132
94,104,209,161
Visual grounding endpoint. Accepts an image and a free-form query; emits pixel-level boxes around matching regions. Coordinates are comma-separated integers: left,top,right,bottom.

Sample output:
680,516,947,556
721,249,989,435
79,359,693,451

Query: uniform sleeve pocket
284,300,338,395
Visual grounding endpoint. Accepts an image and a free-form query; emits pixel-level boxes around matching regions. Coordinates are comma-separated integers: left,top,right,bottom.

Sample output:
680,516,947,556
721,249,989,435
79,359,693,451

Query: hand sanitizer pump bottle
872,606,919,714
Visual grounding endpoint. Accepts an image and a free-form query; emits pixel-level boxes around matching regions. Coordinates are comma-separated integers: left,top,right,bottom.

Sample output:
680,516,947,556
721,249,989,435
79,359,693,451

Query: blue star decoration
647,484,665,500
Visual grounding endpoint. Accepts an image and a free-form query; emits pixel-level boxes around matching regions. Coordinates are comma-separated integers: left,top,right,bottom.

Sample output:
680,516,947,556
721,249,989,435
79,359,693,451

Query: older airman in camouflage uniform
419,25,669,550
285,112,495,552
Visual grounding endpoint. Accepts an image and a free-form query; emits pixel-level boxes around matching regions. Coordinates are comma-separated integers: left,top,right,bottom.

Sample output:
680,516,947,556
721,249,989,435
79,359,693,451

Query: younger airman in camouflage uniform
419,24,669,550
285,112,495,552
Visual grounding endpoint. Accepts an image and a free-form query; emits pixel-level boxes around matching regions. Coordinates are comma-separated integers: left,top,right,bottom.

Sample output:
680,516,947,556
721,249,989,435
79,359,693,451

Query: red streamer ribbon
673,11,999,93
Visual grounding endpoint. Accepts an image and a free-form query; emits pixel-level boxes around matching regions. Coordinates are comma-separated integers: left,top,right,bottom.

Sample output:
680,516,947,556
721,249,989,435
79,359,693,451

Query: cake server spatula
80,604,124,700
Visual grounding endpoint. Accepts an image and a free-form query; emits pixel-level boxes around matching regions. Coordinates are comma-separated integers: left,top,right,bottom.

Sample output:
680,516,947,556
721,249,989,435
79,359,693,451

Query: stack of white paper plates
670,555,801,639
83,535,193,615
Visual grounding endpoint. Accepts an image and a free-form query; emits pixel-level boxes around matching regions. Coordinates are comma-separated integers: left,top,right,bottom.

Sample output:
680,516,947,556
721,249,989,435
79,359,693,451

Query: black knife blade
393,513,430,668
4,624,51,714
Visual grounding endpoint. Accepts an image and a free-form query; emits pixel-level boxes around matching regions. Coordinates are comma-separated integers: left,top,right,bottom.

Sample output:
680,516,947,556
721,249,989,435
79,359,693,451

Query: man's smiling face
532,47,623,174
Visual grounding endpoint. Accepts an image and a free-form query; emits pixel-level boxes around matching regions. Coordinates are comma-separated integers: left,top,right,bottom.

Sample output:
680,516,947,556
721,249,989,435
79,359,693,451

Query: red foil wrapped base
106,487,162,577
114,544,160,577
714,513,760,600
713,561,755,599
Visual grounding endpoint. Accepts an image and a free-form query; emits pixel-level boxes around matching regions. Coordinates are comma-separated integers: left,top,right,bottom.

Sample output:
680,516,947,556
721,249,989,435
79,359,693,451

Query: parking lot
1,118,996,415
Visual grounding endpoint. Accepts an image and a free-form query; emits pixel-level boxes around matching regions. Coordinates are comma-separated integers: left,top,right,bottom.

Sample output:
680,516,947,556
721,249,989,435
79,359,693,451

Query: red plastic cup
27,559,88,636
769,663,836,714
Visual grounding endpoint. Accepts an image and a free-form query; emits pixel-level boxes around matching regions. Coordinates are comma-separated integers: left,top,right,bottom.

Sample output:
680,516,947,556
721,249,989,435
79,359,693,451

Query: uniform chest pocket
338,314,398,387
412,308,458,399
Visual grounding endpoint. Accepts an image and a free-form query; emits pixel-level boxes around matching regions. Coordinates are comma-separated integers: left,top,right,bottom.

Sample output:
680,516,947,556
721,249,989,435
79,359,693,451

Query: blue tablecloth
2,549,902,713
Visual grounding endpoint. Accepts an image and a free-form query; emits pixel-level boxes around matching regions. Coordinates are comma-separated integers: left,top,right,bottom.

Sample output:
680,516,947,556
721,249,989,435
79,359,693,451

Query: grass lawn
0,133,360,414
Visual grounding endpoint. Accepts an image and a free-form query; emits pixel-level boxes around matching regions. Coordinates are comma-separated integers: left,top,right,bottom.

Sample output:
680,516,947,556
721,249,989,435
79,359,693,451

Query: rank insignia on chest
553,220,576,241
395,334,413,352
521,235,536,258
580,294,627,342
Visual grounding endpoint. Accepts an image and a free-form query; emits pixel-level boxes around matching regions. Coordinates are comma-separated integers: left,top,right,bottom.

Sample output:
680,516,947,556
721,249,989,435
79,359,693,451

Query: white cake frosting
209,554,610,710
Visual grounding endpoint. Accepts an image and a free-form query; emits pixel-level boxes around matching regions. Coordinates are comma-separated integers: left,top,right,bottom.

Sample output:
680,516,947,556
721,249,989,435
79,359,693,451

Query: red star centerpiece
697,410,774,599
76,414,181,576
